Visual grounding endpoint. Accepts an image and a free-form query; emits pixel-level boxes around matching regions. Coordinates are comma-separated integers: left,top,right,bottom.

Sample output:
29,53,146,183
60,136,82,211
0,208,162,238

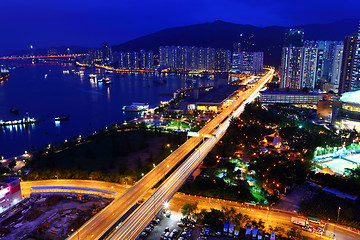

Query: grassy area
166,120,191,130
26,129,185,180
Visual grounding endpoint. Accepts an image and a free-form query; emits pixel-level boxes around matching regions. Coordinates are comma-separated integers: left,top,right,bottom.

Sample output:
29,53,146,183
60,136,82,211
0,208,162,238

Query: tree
222,207,237,223
0,166,10,175
8,160,16,170
181,203,198,221
197,208,225,227
233,212,245,227
257,219,265,229
242,214,251,227
287,227,302,239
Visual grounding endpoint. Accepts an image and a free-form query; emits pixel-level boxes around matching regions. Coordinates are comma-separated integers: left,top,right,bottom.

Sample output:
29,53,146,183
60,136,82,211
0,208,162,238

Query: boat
105,79,112,85
88,74,97,79
122,103,149,112
98,77,110,83
0,116,37,127
63,70,70,74
55,116,70,121
10,107,19,114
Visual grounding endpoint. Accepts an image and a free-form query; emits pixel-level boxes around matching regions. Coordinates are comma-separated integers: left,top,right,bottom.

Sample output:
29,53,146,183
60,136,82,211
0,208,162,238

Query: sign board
187,131,200,137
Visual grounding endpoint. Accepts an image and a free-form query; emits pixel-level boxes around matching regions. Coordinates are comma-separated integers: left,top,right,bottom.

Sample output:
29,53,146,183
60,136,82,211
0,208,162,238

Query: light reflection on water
0,62,213,157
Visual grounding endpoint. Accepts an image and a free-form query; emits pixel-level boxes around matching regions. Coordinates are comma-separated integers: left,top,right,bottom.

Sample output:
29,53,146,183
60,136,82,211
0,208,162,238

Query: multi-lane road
106,69,275,239
21,179,360,240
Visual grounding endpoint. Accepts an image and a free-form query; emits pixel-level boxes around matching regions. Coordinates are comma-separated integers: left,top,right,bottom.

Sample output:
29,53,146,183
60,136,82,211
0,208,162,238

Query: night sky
1,0,359,55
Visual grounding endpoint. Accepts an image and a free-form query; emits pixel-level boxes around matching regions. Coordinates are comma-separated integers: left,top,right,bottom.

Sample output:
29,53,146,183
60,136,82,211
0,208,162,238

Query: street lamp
337,206,341,223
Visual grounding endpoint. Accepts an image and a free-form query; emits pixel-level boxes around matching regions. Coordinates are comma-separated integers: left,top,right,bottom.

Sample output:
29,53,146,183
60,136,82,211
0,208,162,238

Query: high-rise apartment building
241,52,264,74
215,49,232,71
281,41,344,91
231,52,263,74
339,35,357,94
102,42,109,61
302,47,318,89
329,44,344,93
231,52,241,72
352,22,360,91
117,52,139,69
158,45,222,71
280,46,304,89
139,49,154,70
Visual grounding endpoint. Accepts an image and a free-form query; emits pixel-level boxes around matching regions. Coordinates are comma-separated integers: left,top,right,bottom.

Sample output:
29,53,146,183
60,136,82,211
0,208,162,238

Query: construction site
0,193,111,240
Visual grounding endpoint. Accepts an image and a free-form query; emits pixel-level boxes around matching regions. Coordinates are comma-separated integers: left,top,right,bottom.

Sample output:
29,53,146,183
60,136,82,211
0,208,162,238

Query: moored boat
0,116,37,126
55,116,70,121
122,103,149,112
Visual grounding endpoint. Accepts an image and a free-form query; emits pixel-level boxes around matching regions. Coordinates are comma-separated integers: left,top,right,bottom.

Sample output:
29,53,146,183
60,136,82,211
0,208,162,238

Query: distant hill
113,19,359,67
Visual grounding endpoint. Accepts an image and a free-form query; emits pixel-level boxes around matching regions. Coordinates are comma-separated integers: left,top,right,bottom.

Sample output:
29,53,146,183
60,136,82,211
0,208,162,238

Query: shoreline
0,63,187,159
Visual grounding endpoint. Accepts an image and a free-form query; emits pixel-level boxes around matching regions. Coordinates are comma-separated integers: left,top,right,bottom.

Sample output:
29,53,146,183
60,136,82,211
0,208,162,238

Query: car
160,232,168,240
177,222,185,227
165,227,170,232
181,231,190,237
302,226,313,232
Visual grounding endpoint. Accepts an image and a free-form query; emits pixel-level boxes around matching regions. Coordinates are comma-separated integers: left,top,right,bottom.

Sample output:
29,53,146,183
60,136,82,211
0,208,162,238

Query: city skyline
1,0,360,55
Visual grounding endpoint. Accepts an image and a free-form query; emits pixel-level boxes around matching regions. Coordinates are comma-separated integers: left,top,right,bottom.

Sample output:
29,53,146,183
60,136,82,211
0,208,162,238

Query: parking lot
140,210,205,240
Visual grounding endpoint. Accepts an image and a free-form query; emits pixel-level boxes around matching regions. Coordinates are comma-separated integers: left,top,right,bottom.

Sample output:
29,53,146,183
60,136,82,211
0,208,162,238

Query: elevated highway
106,69,274,240
66,69,274,240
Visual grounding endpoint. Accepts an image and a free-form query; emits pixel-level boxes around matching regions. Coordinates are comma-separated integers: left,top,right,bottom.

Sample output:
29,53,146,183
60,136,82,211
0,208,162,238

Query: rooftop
341,90,360,104
191,85,243,104
1,177,19,183
261,89,323,96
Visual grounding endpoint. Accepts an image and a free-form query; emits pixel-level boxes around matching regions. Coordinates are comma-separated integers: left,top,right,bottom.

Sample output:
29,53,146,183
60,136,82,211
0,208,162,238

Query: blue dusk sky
1,0,359,55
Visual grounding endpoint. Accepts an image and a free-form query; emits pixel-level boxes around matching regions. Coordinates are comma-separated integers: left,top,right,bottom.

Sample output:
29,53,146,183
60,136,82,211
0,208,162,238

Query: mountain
113,19,359,67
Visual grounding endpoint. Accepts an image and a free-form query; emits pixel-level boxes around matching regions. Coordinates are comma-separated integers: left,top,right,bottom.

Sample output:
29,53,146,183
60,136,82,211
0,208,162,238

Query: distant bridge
0,54,86,60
